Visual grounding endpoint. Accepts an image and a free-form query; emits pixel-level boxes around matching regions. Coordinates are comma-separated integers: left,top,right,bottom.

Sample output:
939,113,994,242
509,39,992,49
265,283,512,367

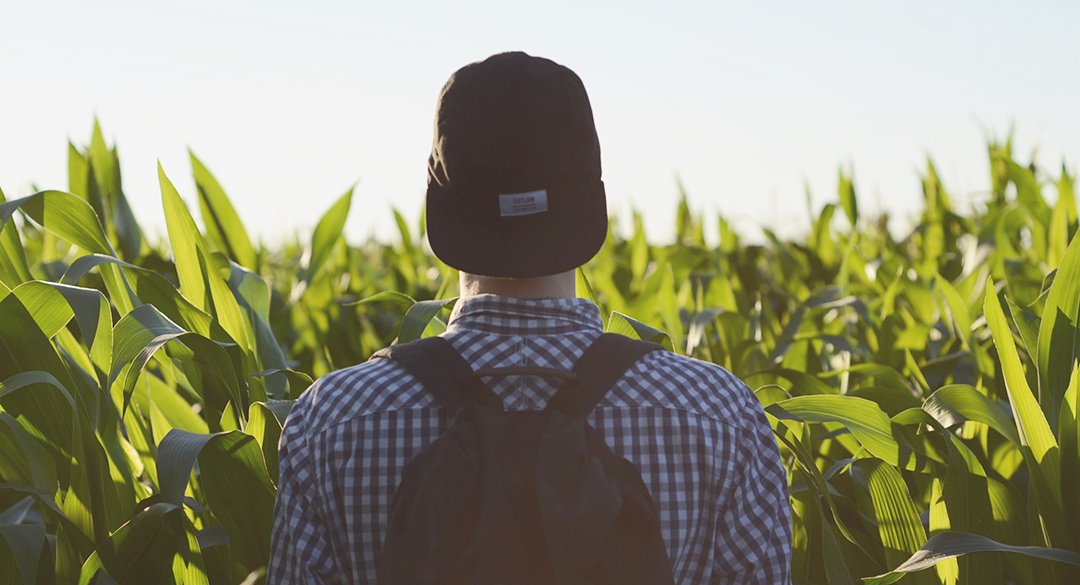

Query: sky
2,0,1079,245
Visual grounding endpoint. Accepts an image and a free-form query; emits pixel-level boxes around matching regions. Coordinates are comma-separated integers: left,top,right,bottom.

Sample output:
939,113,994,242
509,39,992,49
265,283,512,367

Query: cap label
499,189,549,217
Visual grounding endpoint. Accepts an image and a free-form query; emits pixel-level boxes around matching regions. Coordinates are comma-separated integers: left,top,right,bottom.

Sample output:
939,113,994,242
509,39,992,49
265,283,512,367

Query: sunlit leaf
864,532,1080,585
303,186,353,285
1037,230,1080,425
985,277,1067,548
191,150,257,269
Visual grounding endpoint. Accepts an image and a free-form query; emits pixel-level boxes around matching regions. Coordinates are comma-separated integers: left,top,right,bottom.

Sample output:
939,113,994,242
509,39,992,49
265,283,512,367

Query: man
269,51,791,584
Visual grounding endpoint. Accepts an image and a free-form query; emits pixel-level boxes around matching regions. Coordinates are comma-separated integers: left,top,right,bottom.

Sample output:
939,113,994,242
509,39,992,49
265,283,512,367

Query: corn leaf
303,187,353,285
76,502,183,585
923,384,1019,445
1037,230,1080,425
190,151,257,269
984,278,1067,548
0,521,46,585
1060,363,1080,549
857,459,928,580
160,164,210,311
111,304,242,422
11,281,113,376
607,311,673,351
768,395,899,465
155,430,275,571
864,532,1080,585
398,297,457,343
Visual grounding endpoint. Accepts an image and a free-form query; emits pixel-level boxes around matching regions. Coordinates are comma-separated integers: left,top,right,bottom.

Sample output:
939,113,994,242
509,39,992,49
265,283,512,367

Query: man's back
269,294,791,584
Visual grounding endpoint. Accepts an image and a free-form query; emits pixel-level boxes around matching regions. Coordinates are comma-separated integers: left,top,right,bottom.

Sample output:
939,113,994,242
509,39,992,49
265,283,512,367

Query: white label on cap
498,189,549,217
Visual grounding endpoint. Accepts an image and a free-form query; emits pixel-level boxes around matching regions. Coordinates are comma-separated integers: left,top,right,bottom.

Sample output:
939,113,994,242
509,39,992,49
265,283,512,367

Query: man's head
425,52,606,279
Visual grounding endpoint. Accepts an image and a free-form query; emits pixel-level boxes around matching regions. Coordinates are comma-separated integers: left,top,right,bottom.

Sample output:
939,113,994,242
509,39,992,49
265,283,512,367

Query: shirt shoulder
289,341,765,435
601,349,763,427
289,357,432,436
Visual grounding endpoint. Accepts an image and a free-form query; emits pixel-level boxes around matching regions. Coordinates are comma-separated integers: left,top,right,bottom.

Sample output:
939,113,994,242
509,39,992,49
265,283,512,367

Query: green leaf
1005,294,1041,360
900,407,1002,582
304,187,353,284
0,371,77,437
108,149,145,261
0,497,36,526
190,150,257,268
746,368,836,396
160,165,255,353
0,187,32,288
155,430,214,506
1058,165,1078,226
985,277,1067,548
839,169,858,227
820,506,856,585
858,459,928,573
923,384,1019,445
0,190,113,255
344,290,415,307
767,287,864,365
1048,178,1071,269
392,207,414,253
575,267,602,313
656,264,684,353
252,370,312,400
629,211,649,284
1037,230,1080,426
398,298,458,343
937,276,974,349
68,141,91,197
768,412,876,569
11,281,113,376
62,253,215,337
155,430,275,571
227,262,288,398
0,413,58,492
87,120,115,202
0,522,46,585
76,502,184,585
111,304,242,421
247,402,284,481
768,395,899,465
1061,363,1080,549
0,296,80,459
863,531,1080,585
686,307,722,357
1006,160,1052,226
160,163,209,311
606,311,673,351
0,292,128,545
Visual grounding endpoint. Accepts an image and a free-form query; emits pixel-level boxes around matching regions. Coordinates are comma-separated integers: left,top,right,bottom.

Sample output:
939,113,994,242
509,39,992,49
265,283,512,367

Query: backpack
369,333,676,585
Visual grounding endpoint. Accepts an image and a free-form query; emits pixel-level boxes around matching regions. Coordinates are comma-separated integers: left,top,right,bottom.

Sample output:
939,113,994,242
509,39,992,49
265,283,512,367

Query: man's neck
458,269,576,299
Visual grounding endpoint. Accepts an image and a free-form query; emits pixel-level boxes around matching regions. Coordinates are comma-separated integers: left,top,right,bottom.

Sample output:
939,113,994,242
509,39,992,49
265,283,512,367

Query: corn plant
0,121,1078,584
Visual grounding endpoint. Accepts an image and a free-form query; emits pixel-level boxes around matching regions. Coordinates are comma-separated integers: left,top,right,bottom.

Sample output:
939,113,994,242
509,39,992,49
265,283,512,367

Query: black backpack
369,333,676,585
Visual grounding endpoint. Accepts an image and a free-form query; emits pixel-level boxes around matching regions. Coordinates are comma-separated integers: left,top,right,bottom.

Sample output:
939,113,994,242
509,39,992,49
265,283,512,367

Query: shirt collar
446,294,603,336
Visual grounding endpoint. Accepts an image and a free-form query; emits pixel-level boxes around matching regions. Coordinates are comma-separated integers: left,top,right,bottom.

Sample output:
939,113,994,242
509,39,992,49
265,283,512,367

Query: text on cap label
498,189,549,217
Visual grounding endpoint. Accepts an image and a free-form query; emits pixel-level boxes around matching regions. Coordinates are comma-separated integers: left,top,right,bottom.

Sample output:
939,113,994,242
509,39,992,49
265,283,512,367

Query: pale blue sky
2,0,1078,244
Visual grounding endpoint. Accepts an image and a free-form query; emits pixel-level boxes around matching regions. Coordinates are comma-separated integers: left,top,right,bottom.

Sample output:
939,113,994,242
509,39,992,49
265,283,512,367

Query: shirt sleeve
711,397,792,584
267,395,341,585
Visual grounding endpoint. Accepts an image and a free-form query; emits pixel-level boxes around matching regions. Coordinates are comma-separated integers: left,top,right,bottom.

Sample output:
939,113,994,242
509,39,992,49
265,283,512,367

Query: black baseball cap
425,52,607,277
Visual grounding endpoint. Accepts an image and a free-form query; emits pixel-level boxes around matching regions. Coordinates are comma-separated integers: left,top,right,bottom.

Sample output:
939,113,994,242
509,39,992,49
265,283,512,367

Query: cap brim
426,181,607,278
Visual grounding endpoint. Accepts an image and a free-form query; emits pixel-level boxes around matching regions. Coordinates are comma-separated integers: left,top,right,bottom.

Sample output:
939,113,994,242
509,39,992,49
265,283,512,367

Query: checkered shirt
268,294,791,584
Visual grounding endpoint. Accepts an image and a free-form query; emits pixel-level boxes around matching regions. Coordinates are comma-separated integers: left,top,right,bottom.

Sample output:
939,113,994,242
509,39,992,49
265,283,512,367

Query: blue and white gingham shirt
269,294,791,584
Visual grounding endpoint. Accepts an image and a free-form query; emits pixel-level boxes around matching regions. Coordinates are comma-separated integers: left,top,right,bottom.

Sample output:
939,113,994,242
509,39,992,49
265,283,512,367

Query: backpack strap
370,337,502,410
547,333,663,417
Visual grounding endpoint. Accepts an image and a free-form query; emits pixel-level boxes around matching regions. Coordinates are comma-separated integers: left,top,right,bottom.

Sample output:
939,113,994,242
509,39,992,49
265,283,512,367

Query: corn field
1,121,1079,584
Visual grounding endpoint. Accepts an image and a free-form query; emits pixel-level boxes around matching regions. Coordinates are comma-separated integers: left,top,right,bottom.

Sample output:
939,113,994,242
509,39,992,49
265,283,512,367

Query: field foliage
1,122,1079,584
